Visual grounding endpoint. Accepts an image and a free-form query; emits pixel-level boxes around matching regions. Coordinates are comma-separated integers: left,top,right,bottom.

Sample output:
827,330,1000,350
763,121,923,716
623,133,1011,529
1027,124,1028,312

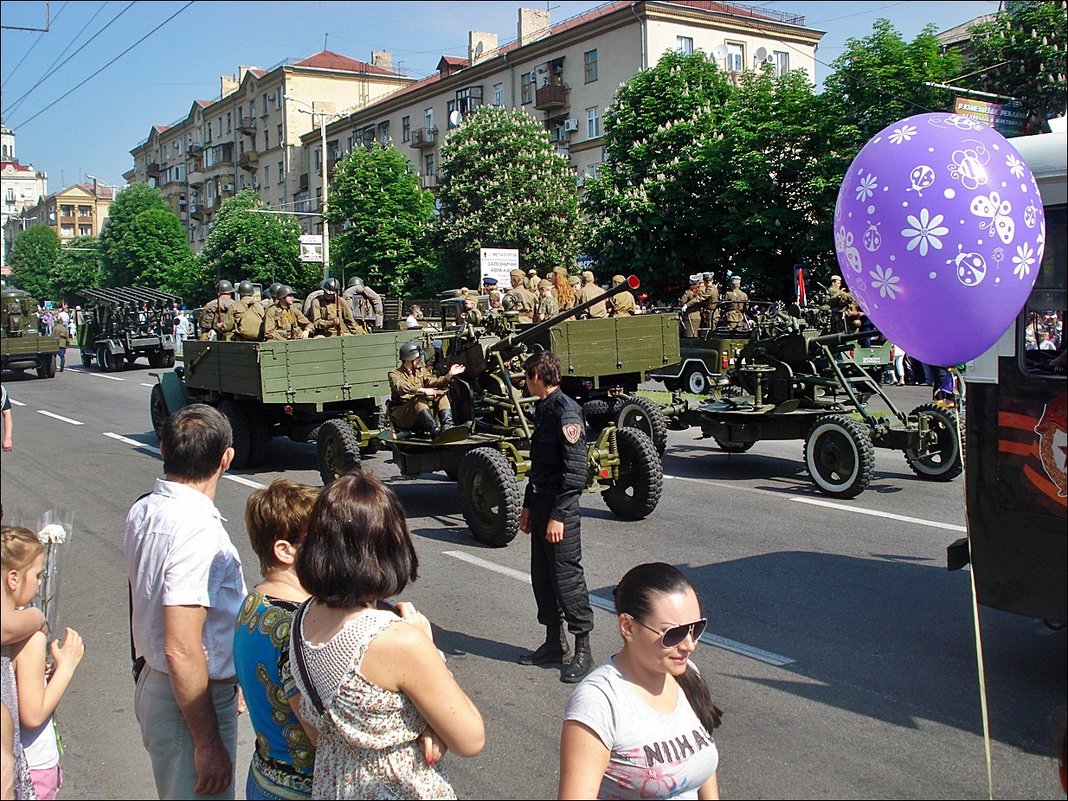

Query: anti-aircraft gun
673,302,961,498
1,288,60,379
77,286,181,371
319,276,667,547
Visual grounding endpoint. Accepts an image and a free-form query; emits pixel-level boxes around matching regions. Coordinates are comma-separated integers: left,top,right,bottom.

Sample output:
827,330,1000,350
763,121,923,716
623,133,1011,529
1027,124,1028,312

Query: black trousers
528,494,594,637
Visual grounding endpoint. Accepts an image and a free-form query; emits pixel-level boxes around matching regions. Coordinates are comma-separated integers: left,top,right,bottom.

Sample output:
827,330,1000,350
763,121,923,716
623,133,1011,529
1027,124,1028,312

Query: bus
947,128,1067,626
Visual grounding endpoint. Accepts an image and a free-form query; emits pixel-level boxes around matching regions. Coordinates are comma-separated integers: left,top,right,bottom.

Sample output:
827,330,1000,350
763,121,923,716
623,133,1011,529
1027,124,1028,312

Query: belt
145,665,238,684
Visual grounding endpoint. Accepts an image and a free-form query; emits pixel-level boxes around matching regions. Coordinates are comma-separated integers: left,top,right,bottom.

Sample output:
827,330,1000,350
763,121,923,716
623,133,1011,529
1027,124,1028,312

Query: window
217,118,223,137
773,50,790,77
493,82,504,107
249,100,255,120
263,129,270,151
726,42,744,73
277,123,283,141
378,121,389,144
677,36,694,55
584,49,598,83
226,112,232,132
521,72,534,104
263,165,270,187
402,115,411,142
315,146,322,171
79,224,92,237
278,160,285,182
60,224,74,237
262,94,269,116
61,204,74,217
424,153,435,176
586,106,601,139
424,107,434,132
275,92,282,110
456,86,482,114
447,99,458,127
78,205,92,217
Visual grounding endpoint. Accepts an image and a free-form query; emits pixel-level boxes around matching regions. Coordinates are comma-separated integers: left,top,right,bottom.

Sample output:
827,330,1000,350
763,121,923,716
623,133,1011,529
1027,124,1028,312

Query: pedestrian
52,321,68,373
7,528,85,801
518,351,595,683
891,344,907,386
723,275,749,331
1,385,12,452
405,304,424,330
559,562,722,800
125,404,247,800
290,471,485,799
174,308,190,353
233,479,320,800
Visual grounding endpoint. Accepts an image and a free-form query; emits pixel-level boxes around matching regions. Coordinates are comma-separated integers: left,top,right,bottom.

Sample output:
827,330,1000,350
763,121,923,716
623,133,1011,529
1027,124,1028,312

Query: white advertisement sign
299,234,324,263
479,247,520,287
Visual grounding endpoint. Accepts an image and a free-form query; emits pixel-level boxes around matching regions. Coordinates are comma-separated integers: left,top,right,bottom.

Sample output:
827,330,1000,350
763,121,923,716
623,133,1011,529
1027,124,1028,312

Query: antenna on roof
324,33,328,51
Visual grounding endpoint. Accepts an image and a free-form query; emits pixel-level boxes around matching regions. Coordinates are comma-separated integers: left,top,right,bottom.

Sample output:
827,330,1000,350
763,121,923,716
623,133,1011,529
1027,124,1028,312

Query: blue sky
1,0,999,191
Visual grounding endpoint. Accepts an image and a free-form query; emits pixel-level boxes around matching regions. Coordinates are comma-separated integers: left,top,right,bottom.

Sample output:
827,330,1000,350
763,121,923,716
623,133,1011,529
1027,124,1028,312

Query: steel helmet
347,276,365,291
236,280,255,297
276,285,296,300
398,341,423,362
215,279,235,295
267,282,283,299
321,277,341,294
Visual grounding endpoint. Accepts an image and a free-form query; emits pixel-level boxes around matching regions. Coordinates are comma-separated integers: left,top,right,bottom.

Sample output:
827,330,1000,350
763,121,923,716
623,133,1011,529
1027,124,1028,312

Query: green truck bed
529,313,680,379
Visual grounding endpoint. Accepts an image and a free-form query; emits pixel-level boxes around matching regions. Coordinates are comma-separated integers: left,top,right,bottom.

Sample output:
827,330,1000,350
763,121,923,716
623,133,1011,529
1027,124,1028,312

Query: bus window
1020,204,1066,376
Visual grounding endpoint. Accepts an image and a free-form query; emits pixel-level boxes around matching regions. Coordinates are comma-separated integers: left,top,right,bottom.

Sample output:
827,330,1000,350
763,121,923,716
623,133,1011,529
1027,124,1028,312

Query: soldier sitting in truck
310,278,364,336
198,280,235,340
223,281,266,341
388,341,465,438
264,286,312,341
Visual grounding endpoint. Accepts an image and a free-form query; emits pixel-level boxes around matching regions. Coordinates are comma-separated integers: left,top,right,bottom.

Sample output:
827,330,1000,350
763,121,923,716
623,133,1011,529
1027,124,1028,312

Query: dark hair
244,479,320,577
161,404,232,482
614,562,723,732
296,472,418,609
524,350,561,387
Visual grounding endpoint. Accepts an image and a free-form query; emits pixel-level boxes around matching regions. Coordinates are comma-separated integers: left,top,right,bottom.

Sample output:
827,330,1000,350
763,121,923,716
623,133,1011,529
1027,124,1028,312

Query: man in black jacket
517,351,594,683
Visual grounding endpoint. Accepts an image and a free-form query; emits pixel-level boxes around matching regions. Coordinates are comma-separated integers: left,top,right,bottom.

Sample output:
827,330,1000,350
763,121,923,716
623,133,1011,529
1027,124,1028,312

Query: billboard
953,97,1027,137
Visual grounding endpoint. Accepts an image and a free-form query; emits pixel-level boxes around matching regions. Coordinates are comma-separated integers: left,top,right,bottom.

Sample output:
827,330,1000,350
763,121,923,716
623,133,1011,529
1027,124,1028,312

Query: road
1,356,1064,800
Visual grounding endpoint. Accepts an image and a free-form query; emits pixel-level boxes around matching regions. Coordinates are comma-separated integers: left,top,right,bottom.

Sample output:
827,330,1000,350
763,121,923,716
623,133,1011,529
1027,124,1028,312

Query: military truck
77,286,180,371
1,288,60,379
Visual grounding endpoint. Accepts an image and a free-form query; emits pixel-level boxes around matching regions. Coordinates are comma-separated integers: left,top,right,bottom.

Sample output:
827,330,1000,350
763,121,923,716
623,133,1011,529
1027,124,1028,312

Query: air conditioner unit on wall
563,118,579,133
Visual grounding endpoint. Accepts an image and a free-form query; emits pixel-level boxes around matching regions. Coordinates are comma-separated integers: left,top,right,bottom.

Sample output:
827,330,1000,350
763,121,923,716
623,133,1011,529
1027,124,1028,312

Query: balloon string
951,368,995,800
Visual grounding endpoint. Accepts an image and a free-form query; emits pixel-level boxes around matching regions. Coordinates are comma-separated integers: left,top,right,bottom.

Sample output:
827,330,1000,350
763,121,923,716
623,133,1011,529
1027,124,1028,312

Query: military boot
560,634,593,683
438,408,454,429
417,408,440,438
517,625,570,666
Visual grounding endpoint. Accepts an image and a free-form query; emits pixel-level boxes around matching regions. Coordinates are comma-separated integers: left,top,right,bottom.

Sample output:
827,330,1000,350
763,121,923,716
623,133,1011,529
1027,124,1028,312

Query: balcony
187,141,205,155
534,83,569,111
299,172,309,191
146,162,160,178
189,204,204,220
238,151,259,171
187,169,205,186
410,128,437,149
421,174,438,190
237,116,257,135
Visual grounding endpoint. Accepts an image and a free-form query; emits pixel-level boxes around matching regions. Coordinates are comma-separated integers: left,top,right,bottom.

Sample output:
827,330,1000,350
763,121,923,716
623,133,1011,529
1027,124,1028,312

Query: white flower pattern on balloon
1012,243,1036,279
888,124,918,145
855,173,878,201
901,209,949,256
869,264,901,299
1006,153,1026,179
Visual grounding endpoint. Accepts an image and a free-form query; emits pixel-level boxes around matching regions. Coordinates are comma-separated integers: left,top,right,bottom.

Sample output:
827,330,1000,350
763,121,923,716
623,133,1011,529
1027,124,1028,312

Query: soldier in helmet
608,274,636,316
506,269,537,324
309,277,364,336
388,341,465,437
222,280,267,341
260,282,283,311
264,286,312,340
575,270,608,319
198,280,236,340
343,276,384,330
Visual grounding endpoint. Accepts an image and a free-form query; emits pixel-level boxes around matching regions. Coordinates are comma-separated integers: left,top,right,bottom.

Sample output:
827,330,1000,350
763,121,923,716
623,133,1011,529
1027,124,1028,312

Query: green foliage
9,225,60,301
98,183,176,286
326,143,437,295
823,20,963,146
434,105,582,291
53,237,103,303
967,0,1067,132
117,207,204,304
199,190,310,294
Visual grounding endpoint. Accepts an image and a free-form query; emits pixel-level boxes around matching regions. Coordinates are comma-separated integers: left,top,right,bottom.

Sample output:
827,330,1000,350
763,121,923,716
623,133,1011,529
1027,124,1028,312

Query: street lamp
284,96,338,279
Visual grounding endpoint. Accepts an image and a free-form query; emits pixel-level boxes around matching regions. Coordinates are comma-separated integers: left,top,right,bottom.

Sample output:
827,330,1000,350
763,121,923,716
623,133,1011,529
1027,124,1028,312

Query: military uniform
679,280,703,337
223,296,267,341
534,284,560,322
524,388,594,646
198,296,235,340
387,365,455,429
724,286,749,330
310,295,364,336
343,286,384,330
608,276,636,316
264,303,312,341
700,280,719,330
575,272,607,318
506,270,537,324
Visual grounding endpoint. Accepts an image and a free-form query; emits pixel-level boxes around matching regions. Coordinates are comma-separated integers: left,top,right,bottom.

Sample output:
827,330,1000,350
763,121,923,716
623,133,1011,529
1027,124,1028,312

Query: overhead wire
1,1,71,90
4,2,138,119
10,1,196,130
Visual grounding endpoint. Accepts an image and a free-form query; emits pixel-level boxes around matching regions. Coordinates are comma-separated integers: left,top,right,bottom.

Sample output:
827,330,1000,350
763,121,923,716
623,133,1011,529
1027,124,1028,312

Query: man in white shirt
125,404,247,799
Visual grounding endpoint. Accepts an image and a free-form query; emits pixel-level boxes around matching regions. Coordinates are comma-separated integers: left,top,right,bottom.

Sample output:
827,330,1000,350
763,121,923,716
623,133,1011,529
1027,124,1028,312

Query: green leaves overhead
9,225,61,302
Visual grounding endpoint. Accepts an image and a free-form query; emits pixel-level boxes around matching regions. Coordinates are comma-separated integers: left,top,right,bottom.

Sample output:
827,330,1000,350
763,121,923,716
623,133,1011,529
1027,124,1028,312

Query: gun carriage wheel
904,403,963,481
602,428,663,520
458,447,521,547
317,418,363,485
149,384,169,439
611,395,668,457
803,414,874,498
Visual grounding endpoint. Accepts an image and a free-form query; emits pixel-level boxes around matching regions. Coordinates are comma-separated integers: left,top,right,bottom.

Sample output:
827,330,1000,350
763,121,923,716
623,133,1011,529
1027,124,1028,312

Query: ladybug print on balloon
834,112,1044,366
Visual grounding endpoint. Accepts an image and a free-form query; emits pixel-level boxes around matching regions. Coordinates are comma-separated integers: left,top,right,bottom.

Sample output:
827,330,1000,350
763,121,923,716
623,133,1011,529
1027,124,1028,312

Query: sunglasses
630,616,708,648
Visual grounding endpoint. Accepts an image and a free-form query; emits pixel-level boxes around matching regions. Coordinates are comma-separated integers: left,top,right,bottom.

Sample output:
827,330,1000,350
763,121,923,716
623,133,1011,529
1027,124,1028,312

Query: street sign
479,247,519,287
299,234,323,263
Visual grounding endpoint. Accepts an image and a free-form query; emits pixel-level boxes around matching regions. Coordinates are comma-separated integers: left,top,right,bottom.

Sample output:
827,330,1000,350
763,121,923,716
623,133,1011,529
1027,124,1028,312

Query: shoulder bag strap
292,600,326,717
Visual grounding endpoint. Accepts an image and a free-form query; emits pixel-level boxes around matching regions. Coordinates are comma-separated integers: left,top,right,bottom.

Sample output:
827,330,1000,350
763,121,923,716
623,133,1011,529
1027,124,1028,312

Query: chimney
371,50,392,71
220,73,238,98
469,31,498,65
517,8,550,48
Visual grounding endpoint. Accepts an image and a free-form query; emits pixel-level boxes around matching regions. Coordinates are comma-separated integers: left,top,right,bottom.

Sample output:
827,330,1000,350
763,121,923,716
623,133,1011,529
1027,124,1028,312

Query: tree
326,143,437,295
53,237,103,303
967,0,1067,133
199,190,312,294
434,105,582,291
9,225,60,301
98,183,176,286
124,207,208,305
823,19,963,146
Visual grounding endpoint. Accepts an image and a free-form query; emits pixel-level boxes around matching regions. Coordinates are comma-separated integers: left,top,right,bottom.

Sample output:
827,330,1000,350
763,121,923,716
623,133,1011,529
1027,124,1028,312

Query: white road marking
140,383,155,388
67,368,124,382
37,410,83,426
789,497,966,532
224,474,267,490
8,398,26,406
444,550,795,667
104,432,160,454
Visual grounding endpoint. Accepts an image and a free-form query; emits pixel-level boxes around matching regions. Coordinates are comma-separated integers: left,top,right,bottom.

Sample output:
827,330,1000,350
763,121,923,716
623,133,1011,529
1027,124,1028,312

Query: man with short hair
608,275,636,316
125,404,246,799
506,269,537,324
264,287,312,341
575,270,608,319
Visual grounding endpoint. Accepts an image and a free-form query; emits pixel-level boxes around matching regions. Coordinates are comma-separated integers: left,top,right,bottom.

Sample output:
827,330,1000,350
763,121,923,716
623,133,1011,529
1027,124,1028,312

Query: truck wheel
36,354,57,379
246,407,271,467
97,344,118,372
164,351,175,368
682,364,708,395
582,399,611,429
218,399,252,470
602,428,663,520
804,414,874,498
317,419,362,485
80,350,93,368
150,384,169,439
661,377,680,391
904,403,963,481
458,447,520,547
612,395,668,456
713,436,754,453
148,350,165,369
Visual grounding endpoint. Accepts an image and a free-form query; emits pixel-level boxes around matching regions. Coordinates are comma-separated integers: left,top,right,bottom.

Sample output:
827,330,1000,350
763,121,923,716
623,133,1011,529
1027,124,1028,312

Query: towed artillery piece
77,286,181,371
672,304,961,498
1,288,60,379
317,276,666,547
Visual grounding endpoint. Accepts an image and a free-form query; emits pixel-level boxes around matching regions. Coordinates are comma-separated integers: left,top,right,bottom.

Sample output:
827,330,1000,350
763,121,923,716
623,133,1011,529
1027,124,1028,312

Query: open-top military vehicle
1,288,60,379
671,303,962,498
78,286,180,371
316,277,666,547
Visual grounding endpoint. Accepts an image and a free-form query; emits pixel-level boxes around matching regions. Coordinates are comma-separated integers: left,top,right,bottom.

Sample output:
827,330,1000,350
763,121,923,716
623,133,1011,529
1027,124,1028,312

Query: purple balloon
834,112,1045,366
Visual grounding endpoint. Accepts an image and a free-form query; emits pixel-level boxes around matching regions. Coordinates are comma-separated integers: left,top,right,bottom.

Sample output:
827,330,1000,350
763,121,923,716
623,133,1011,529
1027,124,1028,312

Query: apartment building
126,50,414,253
10,179,115,246
1,125,49,271
296,0,823,235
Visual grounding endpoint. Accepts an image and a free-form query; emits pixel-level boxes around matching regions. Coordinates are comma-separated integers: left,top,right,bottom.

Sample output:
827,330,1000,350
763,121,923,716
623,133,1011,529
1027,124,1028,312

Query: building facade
6,180,115,251
1,125,49,272
126,51,414,253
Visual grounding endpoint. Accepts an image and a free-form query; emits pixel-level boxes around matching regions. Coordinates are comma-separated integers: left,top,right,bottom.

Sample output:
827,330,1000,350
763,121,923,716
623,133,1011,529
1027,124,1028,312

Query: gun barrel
487,275,639,355
809,329,868,350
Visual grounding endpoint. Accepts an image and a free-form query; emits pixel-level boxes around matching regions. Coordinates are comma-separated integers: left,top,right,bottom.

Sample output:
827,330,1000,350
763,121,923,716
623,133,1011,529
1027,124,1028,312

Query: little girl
2,526,85,800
